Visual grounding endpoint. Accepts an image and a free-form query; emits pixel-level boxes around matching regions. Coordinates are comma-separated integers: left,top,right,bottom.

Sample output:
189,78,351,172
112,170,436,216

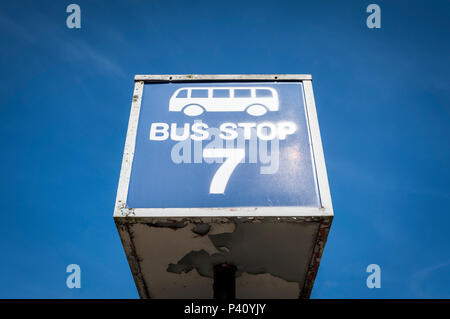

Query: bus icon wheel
183,104,204,116
246,104,268,116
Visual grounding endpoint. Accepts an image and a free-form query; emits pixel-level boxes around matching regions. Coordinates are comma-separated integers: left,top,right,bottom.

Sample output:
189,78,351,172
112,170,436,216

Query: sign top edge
134,74,312,82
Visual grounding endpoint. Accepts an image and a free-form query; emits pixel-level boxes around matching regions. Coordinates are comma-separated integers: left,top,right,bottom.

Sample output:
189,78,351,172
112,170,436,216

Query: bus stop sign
114,74,333,299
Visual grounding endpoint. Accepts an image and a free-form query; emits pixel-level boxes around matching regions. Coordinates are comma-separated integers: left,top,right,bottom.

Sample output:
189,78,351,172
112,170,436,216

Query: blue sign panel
127,82,320,208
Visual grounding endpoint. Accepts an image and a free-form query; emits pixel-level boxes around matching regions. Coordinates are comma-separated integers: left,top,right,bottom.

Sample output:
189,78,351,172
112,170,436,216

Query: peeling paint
167,250,224,277
192,223,211,236
166,220,319,286
300,216,333,298
115,215,331,298
146,220,187,229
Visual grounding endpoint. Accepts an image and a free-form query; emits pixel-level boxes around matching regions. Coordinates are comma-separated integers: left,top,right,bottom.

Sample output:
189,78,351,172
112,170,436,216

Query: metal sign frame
114,74,333,298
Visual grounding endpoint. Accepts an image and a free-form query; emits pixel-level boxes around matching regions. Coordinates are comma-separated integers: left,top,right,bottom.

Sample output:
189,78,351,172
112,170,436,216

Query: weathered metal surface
115,216,331,298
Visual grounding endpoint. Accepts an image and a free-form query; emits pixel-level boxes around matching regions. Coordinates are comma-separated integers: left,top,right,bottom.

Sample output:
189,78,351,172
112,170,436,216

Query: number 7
203,148,245,194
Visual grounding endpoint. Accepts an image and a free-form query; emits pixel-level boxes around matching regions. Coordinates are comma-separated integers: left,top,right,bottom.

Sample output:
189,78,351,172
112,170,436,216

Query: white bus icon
169,87,279,116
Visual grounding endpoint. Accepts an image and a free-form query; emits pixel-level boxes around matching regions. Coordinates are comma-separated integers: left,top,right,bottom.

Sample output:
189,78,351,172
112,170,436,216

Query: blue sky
0,0,449,298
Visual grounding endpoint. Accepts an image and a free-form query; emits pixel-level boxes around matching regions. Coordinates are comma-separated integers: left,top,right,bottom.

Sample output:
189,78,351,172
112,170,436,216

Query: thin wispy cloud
0,13,36,44
410,260,450,298
0,10,127,78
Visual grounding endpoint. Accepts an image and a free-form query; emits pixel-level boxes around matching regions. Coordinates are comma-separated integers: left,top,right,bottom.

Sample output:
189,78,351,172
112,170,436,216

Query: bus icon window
169,87,279,116
176,89,188,98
